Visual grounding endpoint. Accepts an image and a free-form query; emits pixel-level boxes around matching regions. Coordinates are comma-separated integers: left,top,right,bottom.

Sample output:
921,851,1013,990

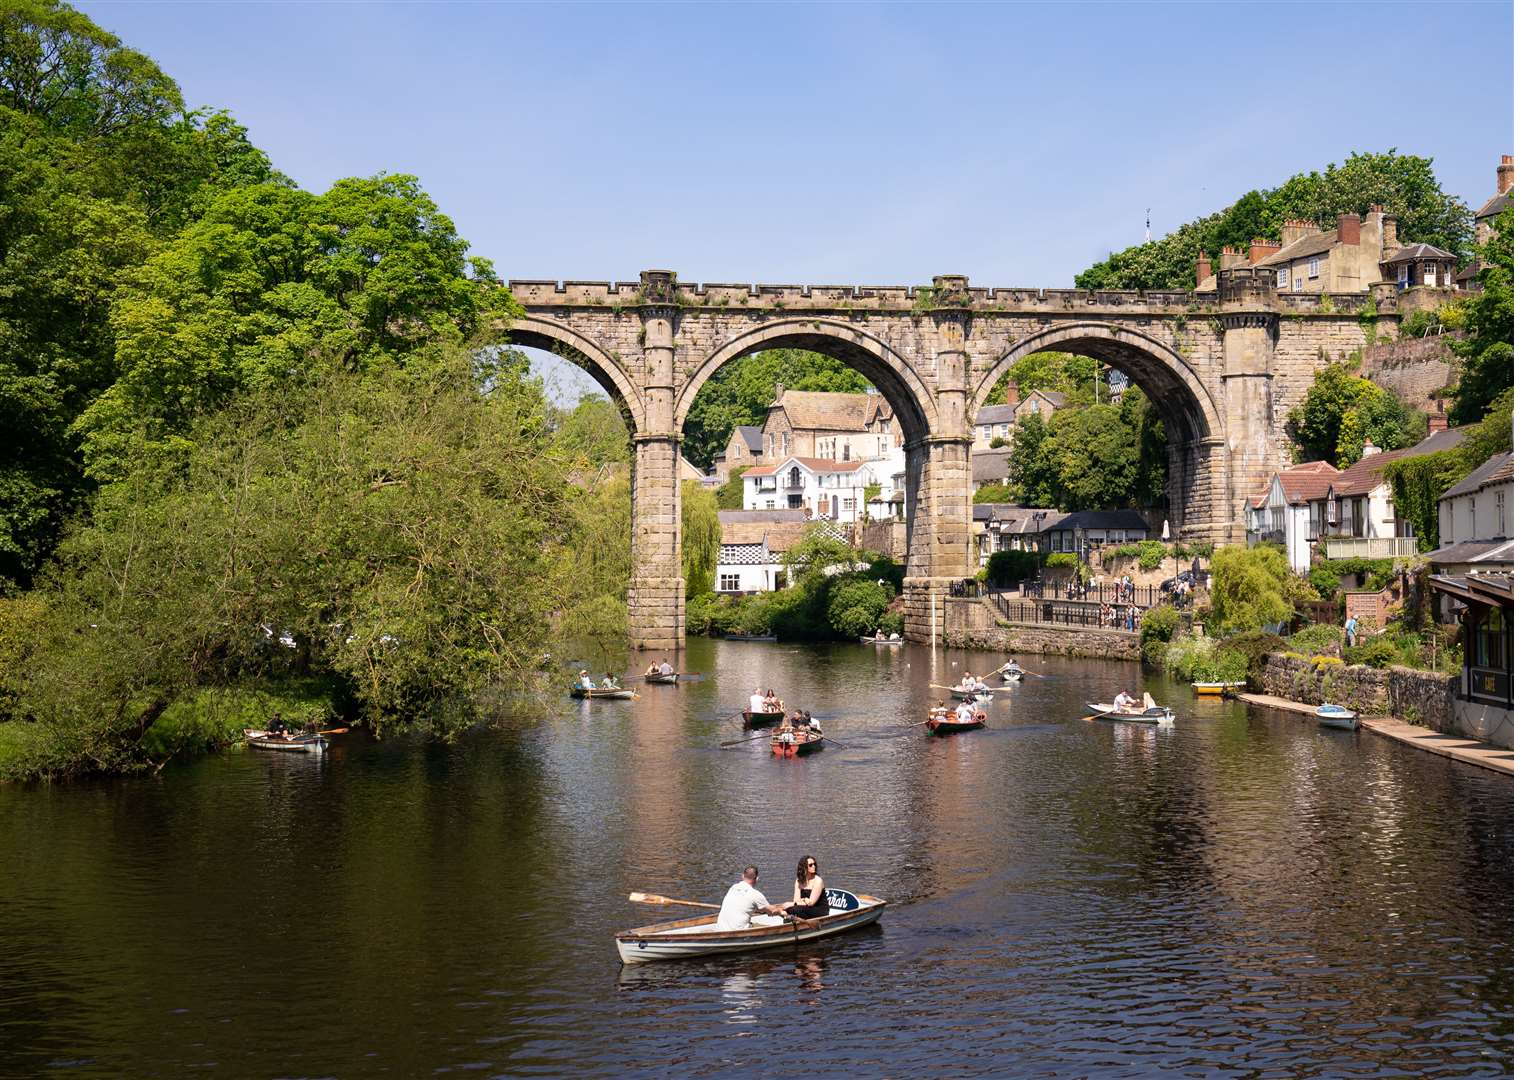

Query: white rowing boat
998,668,1023,683
244,728,327,754
949,686,993,701
569,687,638,700
1084,697,1174,724
1316,703,1359,730
616,889,885,964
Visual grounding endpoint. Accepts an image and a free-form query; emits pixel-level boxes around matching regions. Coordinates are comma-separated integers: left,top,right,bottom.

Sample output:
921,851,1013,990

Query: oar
628,891,719,911
720,731,774,748
316,727,349,735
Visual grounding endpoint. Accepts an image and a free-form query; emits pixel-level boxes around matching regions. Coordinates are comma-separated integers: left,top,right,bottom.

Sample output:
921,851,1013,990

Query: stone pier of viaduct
506,269,1404,649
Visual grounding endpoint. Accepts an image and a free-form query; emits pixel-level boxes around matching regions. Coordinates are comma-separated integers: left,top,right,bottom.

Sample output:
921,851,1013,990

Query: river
4,641,1514,1077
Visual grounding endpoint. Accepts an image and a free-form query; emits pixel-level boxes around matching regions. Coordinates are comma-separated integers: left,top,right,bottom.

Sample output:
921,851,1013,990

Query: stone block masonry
506,269,1388,648
940,597,1141,659
1258,653,1453,730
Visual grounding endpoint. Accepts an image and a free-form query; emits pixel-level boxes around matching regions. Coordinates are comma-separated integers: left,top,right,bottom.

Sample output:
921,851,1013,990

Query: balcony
1318,536,1418,559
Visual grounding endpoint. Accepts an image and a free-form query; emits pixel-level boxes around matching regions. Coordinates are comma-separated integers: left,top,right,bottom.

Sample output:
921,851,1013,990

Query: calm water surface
5,641,1514,1078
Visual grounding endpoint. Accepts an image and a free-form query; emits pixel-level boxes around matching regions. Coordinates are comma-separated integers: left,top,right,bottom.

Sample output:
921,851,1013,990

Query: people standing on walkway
1344,614,1359,648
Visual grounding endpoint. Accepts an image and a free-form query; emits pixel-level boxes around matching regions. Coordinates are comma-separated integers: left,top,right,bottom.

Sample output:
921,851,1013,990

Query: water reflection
5,641,1514,1077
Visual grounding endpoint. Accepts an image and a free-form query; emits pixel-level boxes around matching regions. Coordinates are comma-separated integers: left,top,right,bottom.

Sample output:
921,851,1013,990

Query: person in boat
267,713,286,736
802,711,821,735
1113,690,1138,712
576,670,595,691
749,687,766,714
781,856,828,919
954,699,976,723
764,689,783,713
644,661,660,677
957,672,976,692
929,701,950,722
888,631,901,640
657,659,674,677
716,866,786,931
600,673,620,690
1002,657,1022,675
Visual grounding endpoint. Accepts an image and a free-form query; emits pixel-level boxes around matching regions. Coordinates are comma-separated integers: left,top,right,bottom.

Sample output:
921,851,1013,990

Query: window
1397,264,1409,285
1424,265,1438,287
1308,502,1322,541
1307,257,1320,279
1469,606,1510,703
842,443,850,461
1271,507,1284,533
719,574,741,592
1277,268,1289,288
843,498,855,511
1293,274,1304,292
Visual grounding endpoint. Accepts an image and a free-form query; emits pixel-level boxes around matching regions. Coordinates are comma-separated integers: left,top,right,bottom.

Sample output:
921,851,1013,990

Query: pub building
1429,573,1514,749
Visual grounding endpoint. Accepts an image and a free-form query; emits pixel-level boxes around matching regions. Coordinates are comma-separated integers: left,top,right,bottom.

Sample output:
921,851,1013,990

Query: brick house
760,386,901,464
713,424,763,482
1458,154,1514,289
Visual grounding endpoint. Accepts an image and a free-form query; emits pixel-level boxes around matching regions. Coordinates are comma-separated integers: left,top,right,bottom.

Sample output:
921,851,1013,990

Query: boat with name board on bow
616,888,886,964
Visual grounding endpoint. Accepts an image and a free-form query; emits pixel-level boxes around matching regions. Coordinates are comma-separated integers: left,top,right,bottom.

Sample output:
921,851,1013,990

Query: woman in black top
786,855,828,919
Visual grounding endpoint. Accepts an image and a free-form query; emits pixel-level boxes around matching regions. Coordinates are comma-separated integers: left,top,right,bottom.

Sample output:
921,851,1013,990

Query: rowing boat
644,672,679,685
998,668,1023,683
1192,681,1245,696
616,889,885,964
927,711,986,735
860,635,904,645
570,687,638,700
1316,703,1359,730
771,729,824,756
949,686,993,701
244,728,327,754
743,709,785,728
724,633,777,642
1084,702,1174,723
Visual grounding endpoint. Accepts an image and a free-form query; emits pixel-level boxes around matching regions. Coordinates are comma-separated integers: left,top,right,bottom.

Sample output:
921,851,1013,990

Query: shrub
1209,545,1292,633
1288,623,1342,656
1045,552,1079,569
986,549,1041,586
1344,637,1399,669
1164,633,1249,682
1221,630,1287,681
1139,605,1179,664
877,610,904,637
826,577,894,639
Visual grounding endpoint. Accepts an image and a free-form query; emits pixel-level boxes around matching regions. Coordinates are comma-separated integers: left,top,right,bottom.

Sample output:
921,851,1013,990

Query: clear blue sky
80,1,1513,292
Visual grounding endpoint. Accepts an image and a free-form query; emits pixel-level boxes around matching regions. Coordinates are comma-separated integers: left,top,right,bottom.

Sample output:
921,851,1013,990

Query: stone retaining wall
1258,652,1454,731
942,597,1140,659
1360,334,1457,412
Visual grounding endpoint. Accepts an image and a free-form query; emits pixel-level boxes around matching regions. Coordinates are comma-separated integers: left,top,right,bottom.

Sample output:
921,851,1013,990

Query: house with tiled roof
713,424,764,482
1429,415,1514,574
742,454,894,524
1013,389,1066,424
1457,154,1514,289
715,509,816,593
759,385,901,465
1246,460,1340,572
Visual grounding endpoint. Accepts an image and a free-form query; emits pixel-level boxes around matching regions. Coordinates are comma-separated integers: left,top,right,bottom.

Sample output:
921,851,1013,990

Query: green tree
985,351,1099,407
551,394,629,471
973,483,1016,504
1285,360,1424,466
1450,204,1514,424
715,465,748,510
76,176,508,480
1208,545,1293,634
1046,405,1138,510
825,577,893,638
1006,412,1057,505
681,479,720,599
1077,151,1472,289
681,349,871,469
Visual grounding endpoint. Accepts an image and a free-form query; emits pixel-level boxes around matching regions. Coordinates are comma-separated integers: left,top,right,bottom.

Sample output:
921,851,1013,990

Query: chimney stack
1499,154,1514,195
1382,215,1399,253
1002,381,1020,408
1249,237,1281,264
1427,410,1448,434
1281,219,1315,246
1195,252,1212,285
773,382,785,404
1219,246,1245,270
1337,213,1361,246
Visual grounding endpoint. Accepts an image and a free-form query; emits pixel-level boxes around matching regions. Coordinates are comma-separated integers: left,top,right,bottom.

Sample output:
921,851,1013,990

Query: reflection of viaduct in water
508,269,1393,649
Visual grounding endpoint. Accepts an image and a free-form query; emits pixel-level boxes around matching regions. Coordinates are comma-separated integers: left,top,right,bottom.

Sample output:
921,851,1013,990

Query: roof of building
1257,230,1337,266
719,516,814,550
1049,510,1151,532
769,390,893,432
974,505,1066,533
744,456,870,477
1257,459,1339,506
1425,539,1514,566
1318,428,1470,499
1443,450,1514,500
732,425,763,453
1019,390,1067,407
975,404,1017,425
718,509,808,524
1381,242,1456,265
972,449,1013,484
1476,191,1510,220
1415,427,1468,455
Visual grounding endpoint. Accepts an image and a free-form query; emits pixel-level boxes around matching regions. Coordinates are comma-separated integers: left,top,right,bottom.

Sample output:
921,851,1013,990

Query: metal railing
986,591,1143,632
1017,579,1163,608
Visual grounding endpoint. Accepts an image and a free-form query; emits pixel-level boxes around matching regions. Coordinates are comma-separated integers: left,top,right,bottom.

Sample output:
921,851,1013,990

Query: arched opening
676,319,939,626
505,315,645,438
971,324,1227,541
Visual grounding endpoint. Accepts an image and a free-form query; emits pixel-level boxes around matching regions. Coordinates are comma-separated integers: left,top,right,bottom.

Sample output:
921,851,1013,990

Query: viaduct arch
507,269,1396,649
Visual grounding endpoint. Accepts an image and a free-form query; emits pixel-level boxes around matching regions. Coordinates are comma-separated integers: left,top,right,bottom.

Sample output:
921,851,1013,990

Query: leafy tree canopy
984,351,1100,408
1077,151,1472,290
682,349,871,470
1002,390,1167,510
1208,545,1293,634
1285,360,1425,467
1450,204,1514,424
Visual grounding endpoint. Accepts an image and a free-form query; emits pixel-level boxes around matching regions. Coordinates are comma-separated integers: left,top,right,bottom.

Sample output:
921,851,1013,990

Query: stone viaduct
507,268,1404,649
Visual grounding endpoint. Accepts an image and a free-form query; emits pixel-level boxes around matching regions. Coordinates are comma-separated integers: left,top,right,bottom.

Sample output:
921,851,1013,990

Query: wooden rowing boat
859,635,904,645
1316,703,1359,730
743,709,785,728
570,687,638,700
998,668,1023,683
927,711,986,735
1084,702,1174,723
724,633,777,642
644,672,679,685
771,729,824,756
1192,681,1245,696
616,889,885,964
949,686,993,701
244,728,327,754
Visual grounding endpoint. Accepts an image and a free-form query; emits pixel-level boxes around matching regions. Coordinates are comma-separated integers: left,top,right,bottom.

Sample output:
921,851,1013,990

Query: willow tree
682,480,720,599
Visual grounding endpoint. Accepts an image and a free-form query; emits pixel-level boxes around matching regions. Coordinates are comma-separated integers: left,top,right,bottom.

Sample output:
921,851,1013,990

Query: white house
715,511,810,594
742,455,893,524
1246,461,1339,572
1430,419,1514,573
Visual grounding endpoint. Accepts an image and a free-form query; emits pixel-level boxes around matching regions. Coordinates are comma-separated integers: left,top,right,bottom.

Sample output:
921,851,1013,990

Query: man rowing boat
715,865,786,930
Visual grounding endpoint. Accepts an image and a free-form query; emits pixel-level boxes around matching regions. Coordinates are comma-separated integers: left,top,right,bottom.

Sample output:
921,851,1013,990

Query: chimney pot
1195,253,1213,285
1499,154,1514,195
1337,213,1361,246
1248,238,1281,264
